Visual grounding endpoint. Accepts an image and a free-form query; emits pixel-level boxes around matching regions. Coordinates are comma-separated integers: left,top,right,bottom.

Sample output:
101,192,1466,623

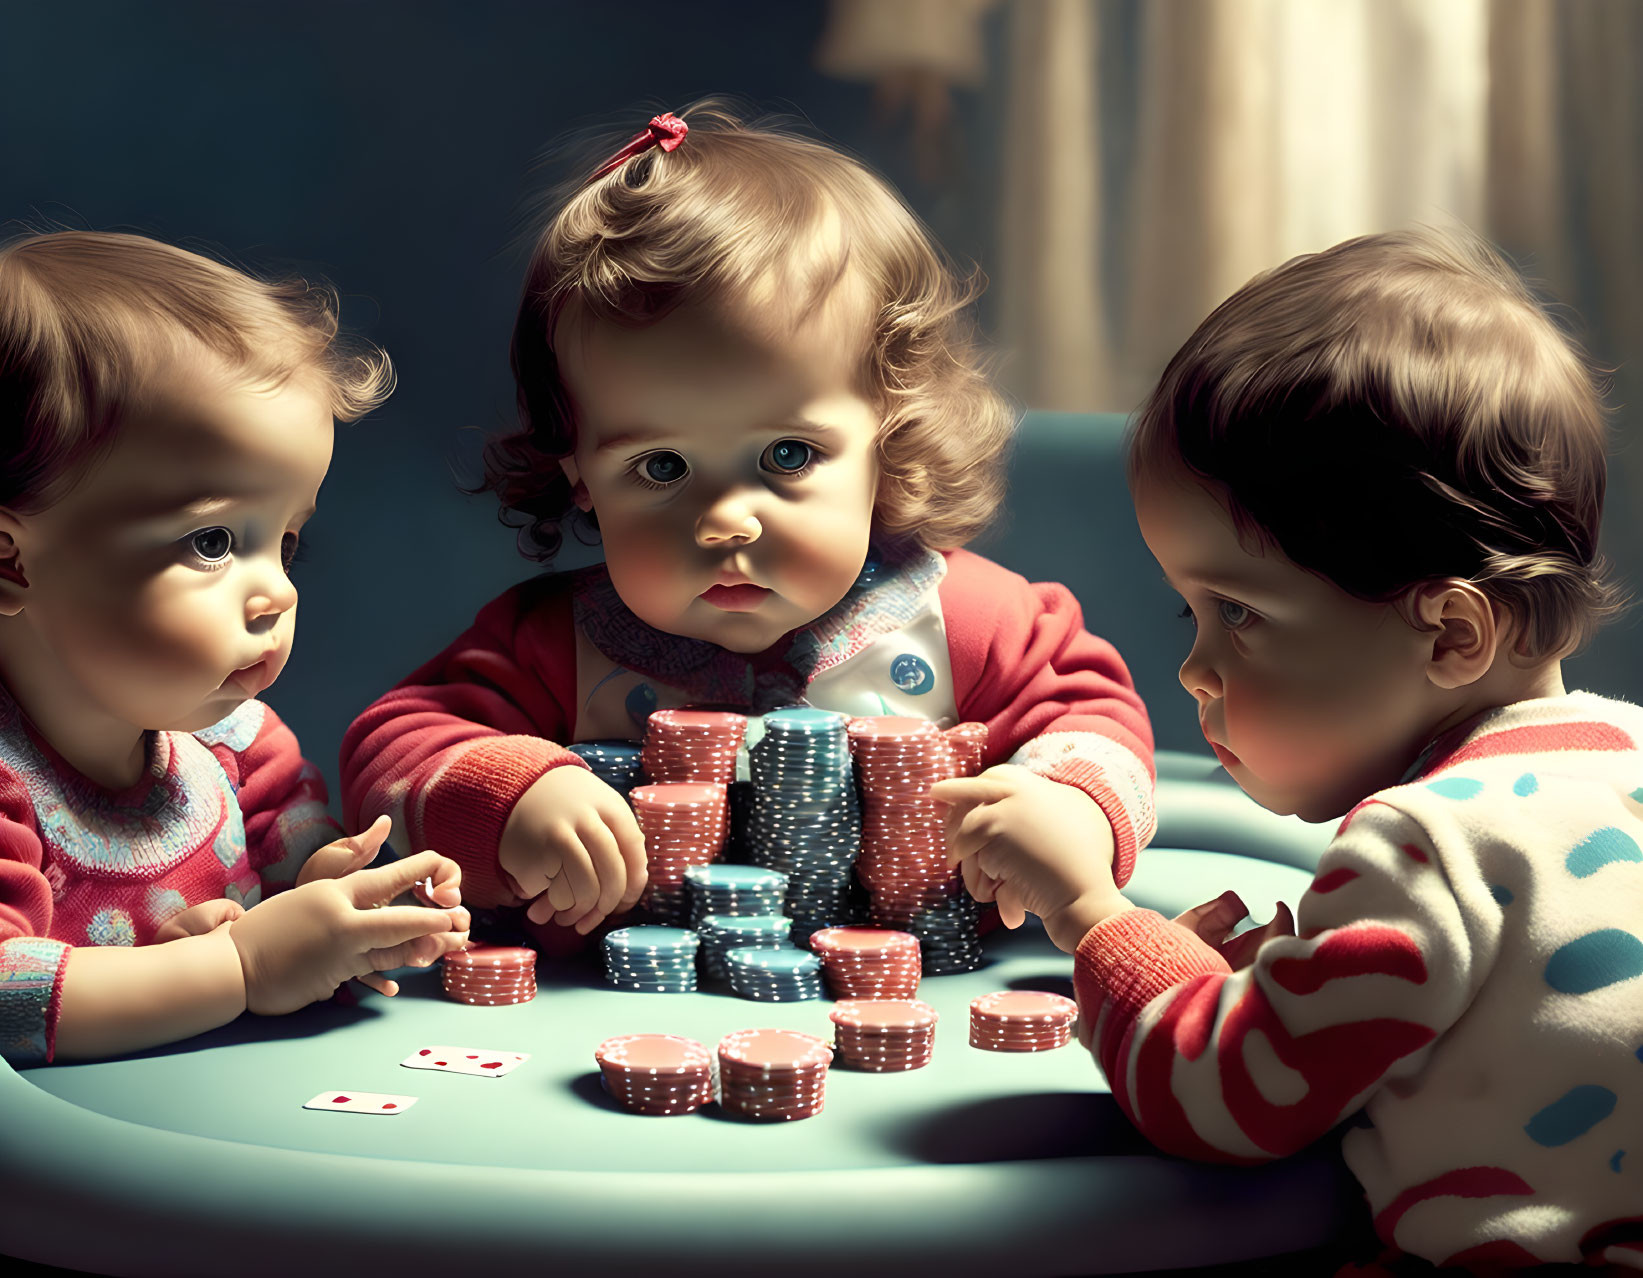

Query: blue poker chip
728,948,821,975
726,946,826,1001
566,740,647,796
602,925,703,989
603,926,700,953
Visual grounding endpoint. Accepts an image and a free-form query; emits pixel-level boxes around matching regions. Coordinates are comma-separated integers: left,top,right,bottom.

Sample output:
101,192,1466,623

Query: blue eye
190,527,233,562
1217,599,1252,629
640,452,688,484
763,439,814,474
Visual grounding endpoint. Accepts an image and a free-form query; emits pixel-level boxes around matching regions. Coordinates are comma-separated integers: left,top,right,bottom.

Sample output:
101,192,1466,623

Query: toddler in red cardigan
340,99,1156,946
0,231,470,1066
935,225,1643,1272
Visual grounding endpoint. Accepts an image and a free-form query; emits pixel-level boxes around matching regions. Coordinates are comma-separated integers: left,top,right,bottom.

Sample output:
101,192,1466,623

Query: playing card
401,1046,530,1078
303,1090,418,1115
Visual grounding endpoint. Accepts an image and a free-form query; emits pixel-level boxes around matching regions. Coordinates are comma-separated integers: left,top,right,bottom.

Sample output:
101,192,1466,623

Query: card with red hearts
400,1046,530,1078
304,1090,418,1115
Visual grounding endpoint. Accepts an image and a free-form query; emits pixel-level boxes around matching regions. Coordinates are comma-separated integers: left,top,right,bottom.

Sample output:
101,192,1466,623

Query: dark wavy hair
480,98,1016,563
1128,224,1622,659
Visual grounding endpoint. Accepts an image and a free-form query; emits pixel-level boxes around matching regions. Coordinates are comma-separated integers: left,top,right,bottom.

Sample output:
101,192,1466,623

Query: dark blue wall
0,1,1009,804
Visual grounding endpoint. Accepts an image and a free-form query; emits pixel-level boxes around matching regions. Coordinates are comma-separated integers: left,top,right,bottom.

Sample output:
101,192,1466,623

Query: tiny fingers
355,971,399,998
995,883,1028,930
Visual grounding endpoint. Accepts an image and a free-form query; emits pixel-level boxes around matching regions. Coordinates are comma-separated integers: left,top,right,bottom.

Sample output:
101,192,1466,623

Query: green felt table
0,764,1359,1277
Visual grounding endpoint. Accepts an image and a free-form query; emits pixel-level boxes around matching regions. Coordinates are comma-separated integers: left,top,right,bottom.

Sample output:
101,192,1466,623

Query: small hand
296,814,393,887
292,815,464,994
152,897,245,944
230,850,472,1014
1172,891,1295,970
499,766,647,934
930,764,1128,952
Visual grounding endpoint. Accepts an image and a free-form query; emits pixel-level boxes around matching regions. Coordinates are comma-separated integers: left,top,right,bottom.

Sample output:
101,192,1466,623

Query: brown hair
1128,224,1622,659
0,230,394,512
484,99,1016,562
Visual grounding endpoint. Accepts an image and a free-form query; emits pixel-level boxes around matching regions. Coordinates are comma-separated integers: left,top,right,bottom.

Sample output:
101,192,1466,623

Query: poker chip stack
566,740,647,797
601,926,701,993
684,864,788,929
829,998,940,1072
716,1028,833,1122
849,715,990,973
594,1034,715,1116
641,708,746,785
904,890,986,975
968,990,1078,1051
847,715,960,926
725,946,826,1002
440,944,537,1006
746,707,863,942
942,721,989,778
695,913,793,982
629,782,729,924
808,926,922,999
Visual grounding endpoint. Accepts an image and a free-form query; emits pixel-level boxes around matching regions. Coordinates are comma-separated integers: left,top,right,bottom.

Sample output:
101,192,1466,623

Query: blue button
890,653,935,695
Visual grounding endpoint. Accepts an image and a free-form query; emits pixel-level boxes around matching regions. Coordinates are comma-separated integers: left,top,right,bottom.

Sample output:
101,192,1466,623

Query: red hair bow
587,112,689,183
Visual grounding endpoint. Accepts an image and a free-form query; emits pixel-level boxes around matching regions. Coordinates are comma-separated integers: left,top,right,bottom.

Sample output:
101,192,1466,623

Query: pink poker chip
442,944,535,971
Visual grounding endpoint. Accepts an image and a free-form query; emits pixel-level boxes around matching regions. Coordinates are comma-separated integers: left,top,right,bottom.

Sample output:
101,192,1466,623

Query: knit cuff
1073,908,1229,1028
0,936,73,1067
1044,753,1149,887
415,736,588,909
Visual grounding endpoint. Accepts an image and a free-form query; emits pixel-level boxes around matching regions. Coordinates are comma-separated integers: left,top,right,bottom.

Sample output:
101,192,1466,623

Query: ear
557,455,593,513
0,510,30,616
1410,580,1499,690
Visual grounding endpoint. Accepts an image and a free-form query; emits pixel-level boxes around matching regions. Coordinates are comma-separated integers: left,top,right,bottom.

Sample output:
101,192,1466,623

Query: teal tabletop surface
0,765,1358,1277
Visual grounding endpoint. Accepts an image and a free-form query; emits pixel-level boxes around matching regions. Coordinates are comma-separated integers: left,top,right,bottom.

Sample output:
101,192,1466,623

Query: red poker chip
442,944,536,972
969,990,1078,1025
829,999,939,1030
717,1027,833,1071
595,1034,713,1074
966,1025,1071,1044
630,781,729,807
809,927,919,955
595,1034,714,1115
442,982,538,997
648,709,747,732
444,989,536,1006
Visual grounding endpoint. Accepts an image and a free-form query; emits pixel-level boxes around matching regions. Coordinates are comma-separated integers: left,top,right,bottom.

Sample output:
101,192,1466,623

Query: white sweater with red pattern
1075,692,1643,1271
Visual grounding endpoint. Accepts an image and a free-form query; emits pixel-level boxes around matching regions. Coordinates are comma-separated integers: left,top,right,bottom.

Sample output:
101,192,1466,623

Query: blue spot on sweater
1566,827,1643,879
1513,773,1539,797
1524,1085,1616,1147
1427,777,1483,800
1545,930,1643,995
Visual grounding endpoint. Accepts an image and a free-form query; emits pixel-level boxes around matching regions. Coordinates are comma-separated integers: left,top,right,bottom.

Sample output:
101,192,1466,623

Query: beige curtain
815,0,1639,416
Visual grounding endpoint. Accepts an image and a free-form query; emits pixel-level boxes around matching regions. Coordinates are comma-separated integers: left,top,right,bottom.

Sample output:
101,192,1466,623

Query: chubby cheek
1223,662,1359,774
121,581,237,680
767,521,869,612
601,519,698,627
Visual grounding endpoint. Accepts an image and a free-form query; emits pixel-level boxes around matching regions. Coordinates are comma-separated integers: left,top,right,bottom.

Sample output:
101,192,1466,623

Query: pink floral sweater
0,683,339,1065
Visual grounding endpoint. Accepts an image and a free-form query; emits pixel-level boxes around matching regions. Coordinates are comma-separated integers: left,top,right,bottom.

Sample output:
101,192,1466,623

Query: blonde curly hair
484,99,1017,562
0,230,392,512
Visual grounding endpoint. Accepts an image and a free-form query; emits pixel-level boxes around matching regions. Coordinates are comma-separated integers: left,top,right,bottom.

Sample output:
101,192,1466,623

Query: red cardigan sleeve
940,550,1156,883
338,577,589,907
